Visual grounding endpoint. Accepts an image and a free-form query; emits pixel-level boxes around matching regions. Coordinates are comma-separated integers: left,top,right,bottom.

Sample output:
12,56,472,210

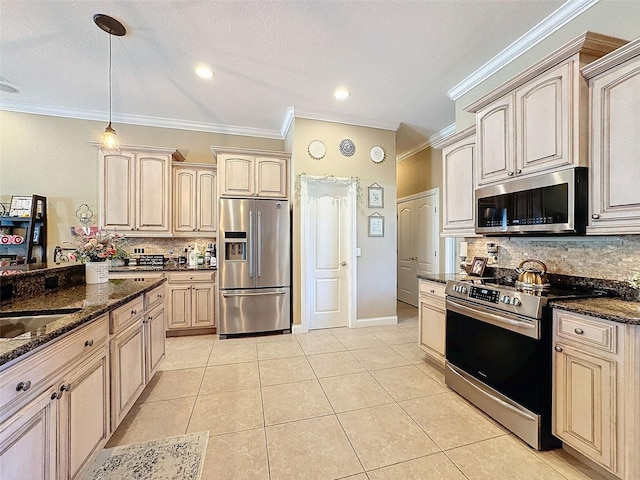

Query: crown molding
447,0,600,101
0,101,284,139
290,107,400,132
280,106,296,138
396,123,456,163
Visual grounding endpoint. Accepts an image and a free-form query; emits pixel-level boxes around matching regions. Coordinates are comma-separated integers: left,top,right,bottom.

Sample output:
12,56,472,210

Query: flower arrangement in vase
69,229,127,284
69,229,127,263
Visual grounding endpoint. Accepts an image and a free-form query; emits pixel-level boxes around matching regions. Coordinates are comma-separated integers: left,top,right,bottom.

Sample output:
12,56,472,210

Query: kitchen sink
0,308,81,339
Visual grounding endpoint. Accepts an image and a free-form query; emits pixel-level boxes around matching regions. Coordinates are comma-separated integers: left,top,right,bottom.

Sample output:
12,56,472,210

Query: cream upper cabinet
99,145,175,236
213,147,290,199
467,32,626,187
418,279,446,366
476,95,514,186
434,126,478,237
552,309,640,480
583,38,640,234
173,164,217,236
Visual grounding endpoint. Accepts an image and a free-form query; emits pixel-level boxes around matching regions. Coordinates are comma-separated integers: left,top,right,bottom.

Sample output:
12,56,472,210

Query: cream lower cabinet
0,314,109,480
552,309,640,480
57,347,109,480
212,147,290,199
418,279,446,366
433,125,478,237
167,271,216,331
110,288,166,431
0,386,58,480
583,38,640,234
173,164,217,236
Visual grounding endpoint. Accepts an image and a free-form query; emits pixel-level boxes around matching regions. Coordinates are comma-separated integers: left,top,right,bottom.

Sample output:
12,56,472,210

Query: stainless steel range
444,278,602,450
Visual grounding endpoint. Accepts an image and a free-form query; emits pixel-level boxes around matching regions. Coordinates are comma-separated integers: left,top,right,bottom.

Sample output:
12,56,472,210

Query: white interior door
305,182,352,330
416,191,439,278
397,199,417,306
397,189,440,307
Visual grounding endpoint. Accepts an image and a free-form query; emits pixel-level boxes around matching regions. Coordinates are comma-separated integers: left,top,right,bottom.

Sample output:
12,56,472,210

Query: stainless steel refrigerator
218,198,290,336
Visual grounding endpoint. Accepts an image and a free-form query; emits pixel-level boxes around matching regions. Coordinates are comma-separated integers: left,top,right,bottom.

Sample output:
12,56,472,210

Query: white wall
290,118,397,324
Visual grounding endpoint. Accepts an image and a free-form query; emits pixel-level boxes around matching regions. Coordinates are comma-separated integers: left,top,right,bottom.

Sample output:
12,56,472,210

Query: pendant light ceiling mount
94,14,126,155
93,14,126,37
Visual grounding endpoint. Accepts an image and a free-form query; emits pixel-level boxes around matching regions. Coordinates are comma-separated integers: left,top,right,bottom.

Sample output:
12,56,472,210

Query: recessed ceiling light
334,87,350,100
195,65,214,79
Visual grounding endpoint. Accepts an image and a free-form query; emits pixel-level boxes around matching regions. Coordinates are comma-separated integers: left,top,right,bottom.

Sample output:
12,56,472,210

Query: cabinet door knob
516,169,522,174
554,345,563,352
591,214,600,219
84,339,94,347
507,171,514,176
16,380,31,392
574,328,584,335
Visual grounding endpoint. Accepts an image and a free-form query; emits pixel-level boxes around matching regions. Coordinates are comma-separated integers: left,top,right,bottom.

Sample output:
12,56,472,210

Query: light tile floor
107,301,608,480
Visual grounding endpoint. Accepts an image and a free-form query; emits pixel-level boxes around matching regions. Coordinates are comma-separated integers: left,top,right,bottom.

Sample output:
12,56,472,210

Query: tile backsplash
467,235,640,282
124,237,216,257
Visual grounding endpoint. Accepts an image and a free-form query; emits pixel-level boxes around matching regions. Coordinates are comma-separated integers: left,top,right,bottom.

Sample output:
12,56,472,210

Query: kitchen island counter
0,278,166,367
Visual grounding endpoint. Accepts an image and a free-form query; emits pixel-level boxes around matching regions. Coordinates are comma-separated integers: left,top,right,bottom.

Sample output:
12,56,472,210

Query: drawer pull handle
429,289,435,293
157,294,162,299
131,309,138,315
574,328,584,335
554,345,563,353
85,339,94,347
16,381,31,392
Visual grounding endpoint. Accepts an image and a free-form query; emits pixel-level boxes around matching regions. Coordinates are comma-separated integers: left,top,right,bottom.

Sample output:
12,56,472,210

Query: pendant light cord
108,31,113,126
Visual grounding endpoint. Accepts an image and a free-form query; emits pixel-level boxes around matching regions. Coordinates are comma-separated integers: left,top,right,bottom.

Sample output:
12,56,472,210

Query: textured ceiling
0,0,566,156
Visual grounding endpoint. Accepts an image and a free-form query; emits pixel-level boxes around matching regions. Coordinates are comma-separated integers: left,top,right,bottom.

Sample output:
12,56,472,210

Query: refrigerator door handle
249,210,254,278
221,291,287,298
257,210,262,278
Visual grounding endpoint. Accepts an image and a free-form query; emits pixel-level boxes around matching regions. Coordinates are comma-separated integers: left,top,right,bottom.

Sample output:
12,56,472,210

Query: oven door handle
447,363,538,422
446,298,538,339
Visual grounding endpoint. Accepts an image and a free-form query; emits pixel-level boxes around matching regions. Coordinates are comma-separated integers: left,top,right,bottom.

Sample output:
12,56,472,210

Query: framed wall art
368,183,384,208
368,212,384,237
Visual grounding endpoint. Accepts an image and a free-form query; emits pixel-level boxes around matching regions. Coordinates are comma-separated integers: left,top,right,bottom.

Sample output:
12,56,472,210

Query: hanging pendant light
94,14,126,155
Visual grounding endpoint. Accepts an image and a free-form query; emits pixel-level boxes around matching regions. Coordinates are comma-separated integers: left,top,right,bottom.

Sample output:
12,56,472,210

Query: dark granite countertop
0,278,166,367
417,273,469,284
550,297,640,325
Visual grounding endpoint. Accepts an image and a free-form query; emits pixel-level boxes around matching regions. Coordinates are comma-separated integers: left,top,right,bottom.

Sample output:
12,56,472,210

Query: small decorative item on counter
205,243,212,265
189,244,199,267
210,244,217,268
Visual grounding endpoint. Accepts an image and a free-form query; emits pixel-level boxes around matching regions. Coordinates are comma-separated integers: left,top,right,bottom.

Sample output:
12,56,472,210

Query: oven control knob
501,295,510,304
511,298,522,306
459,286,467,294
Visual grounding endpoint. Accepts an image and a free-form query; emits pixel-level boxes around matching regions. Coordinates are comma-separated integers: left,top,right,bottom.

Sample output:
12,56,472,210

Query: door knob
341,261,347,266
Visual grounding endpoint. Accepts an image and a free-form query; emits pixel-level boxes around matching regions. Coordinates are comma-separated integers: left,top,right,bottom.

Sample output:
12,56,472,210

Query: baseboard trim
355,315,398,328
291,324,306,335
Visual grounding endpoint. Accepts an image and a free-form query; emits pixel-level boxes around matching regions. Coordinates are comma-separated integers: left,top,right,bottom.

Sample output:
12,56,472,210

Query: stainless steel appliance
444,277,602,450
475,167,588,235
218,198,290,336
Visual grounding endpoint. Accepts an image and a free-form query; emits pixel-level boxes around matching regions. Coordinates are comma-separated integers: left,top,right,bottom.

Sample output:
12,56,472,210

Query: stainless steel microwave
475,167,588,235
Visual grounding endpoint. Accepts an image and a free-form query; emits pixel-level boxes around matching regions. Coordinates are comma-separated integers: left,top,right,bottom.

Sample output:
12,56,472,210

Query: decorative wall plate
339,138,356,157
308,140,326,160
369,145,385,163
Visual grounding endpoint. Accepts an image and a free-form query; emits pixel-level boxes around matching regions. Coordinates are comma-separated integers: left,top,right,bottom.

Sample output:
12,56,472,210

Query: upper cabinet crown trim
464,32,628,113
582,36,640,79
431,125,476,150
210,146,291,161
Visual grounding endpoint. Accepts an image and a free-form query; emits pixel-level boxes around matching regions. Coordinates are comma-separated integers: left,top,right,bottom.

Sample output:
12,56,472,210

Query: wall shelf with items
0,194,47,264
